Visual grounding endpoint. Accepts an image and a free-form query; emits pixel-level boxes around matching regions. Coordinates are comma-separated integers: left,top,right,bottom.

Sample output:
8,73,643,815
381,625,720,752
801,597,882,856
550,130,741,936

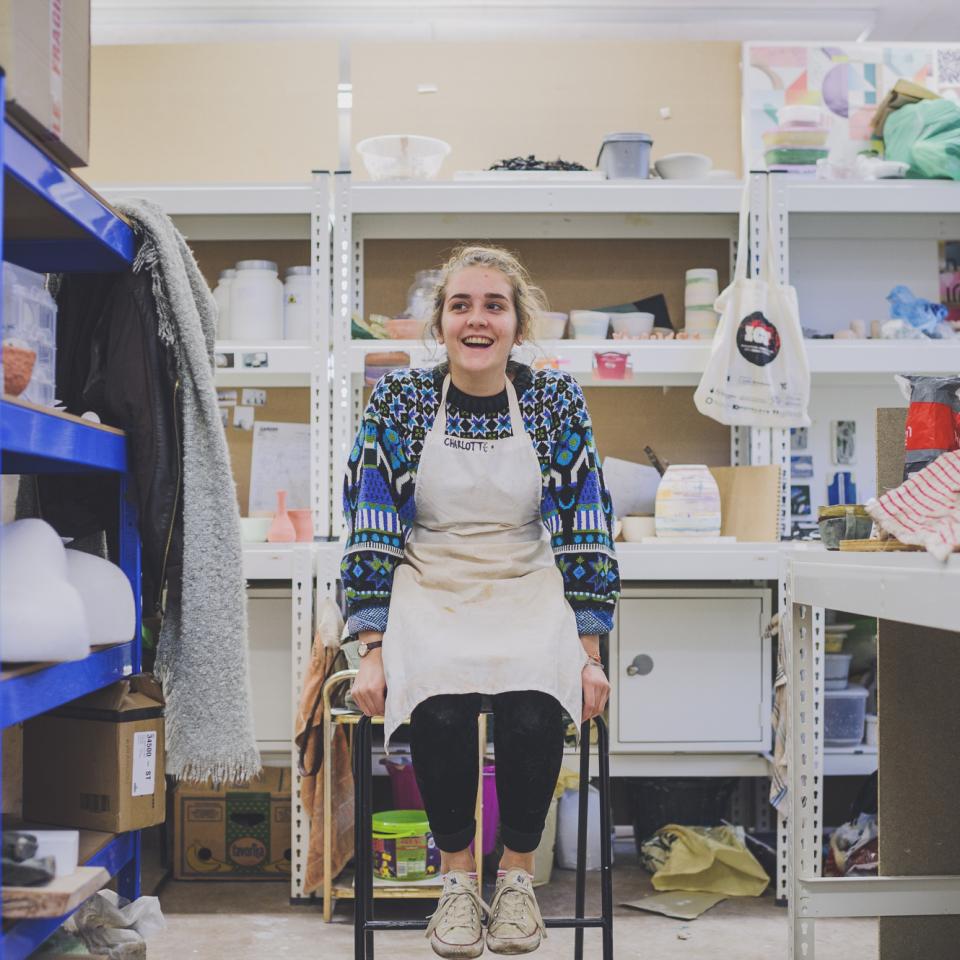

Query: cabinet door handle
626,654,654,677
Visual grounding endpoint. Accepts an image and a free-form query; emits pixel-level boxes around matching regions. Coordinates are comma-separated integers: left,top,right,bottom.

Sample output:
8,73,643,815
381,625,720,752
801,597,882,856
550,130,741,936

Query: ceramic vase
654,465,722,538
267,490,296,543
288,509,314,542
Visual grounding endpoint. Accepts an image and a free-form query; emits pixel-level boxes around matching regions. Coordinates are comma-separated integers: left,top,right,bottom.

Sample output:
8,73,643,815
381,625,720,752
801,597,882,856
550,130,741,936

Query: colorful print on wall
744,43,960,172
828,471,858,506
791,484,813,517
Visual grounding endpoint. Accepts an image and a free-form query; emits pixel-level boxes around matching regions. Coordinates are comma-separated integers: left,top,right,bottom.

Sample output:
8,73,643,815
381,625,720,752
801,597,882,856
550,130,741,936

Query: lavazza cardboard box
173,767,292,880
0,0,91,167
23,675,166,833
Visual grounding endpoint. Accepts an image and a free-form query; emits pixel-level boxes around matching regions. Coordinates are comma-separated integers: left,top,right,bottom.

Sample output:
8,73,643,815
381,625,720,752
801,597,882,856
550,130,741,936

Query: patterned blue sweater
341,361,621,636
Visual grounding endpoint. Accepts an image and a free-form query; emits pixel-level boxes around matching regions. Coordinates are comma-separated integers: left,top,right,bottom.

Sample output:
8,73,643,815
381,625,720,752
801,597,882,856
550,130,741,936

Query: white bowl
534,311,568,339
240,517,272,543
654,153,713,180
621,516,656,542
569,310,609,340
610,312,654,337
356,135,451,181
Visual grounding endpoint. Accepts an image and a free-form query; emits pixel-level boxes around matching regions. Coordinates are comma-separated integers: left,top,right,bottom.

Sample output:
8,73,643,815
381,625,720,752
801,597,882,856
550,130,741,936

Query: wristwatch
358,639,383,658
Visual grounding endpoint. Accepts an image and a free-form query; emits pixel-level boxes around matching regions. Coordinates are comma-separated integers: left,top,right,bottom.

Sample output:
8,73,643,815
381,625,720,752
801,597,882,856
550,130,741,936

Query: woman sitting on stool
343,245,620,957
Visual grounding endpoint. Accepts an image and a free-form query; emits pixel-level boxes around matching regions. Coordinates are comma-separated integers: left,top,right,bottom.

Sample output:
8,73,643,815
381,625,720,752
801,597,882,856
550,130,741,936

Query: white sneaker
485,869,546,955
425,870,489,959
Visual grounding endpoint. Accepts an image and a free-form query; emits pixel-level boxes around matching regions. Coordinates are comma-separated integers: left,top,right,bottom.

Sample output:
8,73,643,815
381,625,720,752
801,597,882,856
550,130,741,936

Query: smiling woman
428,245,548,396
342,243,619,958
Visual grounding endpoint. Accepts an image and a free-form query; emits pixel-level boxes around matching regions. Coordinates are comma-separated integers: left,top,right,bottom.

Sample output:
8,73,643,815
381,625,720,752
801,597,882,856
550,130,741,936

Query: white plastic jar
229,260,284,341
283,265,312,341
212,268,236,340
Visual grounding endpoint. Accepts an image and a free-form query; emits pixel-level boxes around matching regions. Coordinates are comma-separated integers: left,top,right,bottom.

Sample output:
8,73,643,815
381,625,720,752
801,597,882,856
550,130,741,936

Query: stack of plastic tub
2,262,58,407
763,105,829,174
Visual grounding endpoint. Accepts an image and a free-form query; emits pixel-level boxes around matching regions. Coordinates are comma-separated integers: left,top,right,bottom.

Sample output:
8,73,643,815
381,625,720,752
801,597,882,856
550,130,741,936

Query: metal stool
352,713,614,959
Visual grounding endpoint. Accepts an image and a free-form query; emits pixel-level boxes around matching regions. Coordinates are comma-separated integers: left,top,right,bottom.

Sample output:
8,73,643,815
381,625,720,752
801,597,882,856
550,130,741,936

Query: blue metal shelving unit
1,77,144,960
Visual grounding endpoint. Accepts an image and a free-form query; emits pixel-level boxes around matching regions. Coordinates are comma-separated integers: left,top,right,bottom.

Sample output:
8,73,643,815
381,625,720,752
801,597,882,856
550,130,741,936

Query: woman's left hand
581,662,611,726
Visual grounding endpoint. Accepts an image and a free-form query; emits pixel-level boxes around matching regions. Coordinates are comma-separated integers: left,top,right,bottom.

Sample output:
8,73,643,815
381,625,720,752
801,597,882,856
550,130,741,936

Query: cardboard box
173,767,291,880
0,0,91,167
23,676,166,832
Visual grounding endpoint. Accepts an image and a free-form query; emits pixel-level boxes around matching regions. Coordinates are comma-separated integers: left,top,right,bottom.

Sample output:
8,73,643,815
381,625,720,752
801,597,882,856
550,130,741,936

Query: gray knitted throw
116,199,260,784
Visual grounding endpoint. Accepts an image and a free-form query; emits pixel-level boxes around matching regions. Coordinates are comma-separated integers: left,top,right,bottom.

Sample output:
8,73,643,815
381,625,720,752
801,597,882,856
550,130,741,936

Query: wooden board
838,538,922,552
2,395,124,436
190,240,311,291
363,237,731,335
2,865,109,918
709,465,782,543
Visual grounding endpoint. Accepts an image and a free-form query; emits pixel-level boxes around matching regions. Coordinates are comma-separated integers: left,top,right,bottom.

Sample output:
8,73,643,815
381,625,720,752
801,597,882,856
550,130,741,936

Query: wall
87,40,742,184
84,41,341,183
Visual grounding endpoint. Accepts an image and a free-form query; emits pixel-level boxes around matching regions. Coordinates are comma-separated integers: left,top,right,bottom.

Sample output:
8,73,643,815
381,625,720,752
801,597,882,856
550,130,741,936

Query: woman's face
438,266,519,380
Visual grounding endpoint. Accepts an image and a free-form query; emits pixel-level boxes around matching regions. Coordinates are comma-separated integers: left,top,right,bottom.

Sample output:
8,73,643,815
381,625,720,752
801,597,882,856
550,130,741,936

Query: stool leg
353,720,366,960
574,719,590,960
596,717,614,960
362,718,375,960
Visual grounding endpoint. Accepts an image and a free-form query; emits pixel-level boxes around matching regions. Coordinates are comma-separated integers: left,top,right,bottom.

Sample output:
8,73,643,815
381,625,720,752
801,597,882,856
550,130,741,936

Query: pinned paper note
248,421,311,514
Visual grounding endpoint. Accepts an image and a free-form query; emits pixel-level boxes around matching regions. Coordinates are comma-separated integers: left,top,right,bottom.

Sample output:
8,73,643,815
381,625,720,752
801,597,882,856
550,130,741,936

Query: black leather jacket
37,267,183,617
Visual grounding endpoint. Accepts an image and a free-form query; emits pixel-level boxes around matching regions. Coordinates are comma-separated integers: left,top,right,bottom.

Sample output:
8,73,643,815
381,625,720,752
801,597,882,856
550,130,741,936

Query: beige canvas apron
382,373,588,751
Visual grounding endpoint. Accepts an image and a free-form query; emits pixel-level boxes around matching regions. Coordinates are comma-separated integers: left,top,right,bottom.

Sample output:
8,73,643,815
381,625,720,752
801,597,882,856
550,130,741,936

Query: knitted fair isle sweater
341,362,621,637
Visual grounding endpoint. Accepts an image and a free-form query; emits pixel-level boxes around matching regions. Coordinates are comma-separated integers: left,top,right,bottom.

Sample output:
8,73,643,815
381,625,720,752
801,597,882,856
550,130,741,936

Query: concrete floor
146,852,878,960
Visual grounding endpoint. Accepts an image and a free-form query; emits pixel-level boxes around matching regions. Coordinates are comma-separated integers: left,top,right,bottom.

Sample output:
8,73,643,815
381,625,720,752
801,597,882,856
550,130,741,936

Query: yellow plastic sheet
642,824,769,897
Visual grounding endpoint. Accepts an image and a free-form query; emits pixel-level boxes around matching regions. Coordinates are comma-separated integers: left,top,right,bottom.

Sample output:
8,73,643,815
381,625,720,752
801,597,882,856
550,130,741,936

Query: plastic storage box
824,653,853,690
824,685,869,747
2,262,57,406
596,132,653,179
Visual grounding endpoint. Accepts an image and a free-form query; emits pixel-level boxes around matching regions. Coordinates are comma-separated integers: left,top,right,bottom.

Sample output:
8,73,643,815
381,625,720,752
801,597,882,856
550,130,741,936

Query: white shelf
788,545,960,632
214,342,315,387
350,180,744,215
350,338,959,385
803,340,960,380
824,745,878,777
98,183,314,216
615,541,780,581
782,179,960,215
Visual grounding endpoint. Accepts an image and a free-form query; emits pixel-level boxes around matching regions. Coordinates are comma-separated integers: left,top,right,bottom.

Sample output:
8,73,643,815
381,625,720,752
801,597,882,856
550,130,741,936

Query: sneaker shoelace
490,877,547,938
425,881,490,940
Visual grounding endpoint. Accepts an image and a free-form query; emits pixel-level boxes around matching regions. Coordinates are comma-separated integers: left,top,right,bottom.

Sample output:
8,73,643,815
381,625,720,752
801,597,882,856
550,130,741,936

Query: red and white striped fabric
866,450,960,562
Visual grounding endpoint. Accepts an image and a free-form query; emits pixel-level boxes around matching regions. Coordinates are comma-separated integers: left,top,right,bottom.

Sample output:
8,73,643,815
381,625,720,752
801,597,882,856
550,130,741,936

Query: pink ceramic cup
288,509,314,542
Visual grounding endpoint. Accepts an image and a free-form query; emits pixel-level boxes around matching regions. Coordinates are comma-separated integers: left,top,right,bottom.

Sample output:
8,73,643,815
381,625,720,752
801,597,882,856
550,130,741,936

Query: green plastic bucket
372,810,440,882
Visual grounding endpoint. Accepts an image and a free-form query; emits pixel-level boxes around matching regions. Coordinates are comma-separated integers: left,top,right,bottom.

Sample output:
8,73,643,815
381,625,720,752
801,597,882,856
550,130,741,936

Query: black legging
409,691,565,855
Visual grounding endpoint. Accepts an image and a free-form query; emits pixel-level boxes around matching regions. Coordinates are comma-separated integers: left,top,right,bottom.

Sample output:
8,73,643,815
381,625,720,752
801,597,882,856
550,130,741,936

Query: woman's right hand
351,632,387,718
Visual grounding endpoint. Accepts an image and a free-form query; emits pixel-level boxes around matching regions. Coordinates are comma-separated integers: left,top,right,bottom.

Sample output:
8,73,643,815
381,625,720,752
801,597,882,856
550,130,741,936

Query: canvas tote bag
694,179,811,428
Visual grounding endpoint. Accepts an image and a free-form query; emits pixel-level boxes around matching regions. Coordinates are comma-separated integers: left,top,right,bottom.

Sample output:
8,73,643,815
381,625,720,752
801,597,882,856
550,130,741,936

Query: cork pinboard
876,407,907,498
189,240,312,291
362,238,731,333
221,387,311,515
875,406,960,958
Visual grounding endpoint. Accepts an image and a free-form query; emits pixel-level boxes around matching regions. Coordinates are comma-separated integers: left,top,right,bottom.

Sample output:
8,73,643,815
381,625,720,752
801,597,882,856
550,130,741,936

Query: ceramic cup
288,509,314,542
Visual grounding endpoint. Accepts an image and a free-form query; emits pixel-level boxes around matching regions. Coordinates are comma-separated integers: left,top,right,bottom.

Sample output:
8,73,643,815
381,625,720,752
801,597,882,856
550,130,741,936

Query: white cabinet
247,585,293,752
609,586,771,753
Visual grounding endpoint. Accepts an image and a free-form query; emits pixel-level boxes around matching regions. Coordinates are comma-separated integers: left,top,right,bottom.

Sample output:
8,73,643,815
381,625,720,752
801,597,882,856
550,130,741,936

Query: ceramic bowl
569,310,610,339
386,317,430,340
654,153,713,180
240,517,272,543
610,312,654,337
621,516,656,541
534,312,568,339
